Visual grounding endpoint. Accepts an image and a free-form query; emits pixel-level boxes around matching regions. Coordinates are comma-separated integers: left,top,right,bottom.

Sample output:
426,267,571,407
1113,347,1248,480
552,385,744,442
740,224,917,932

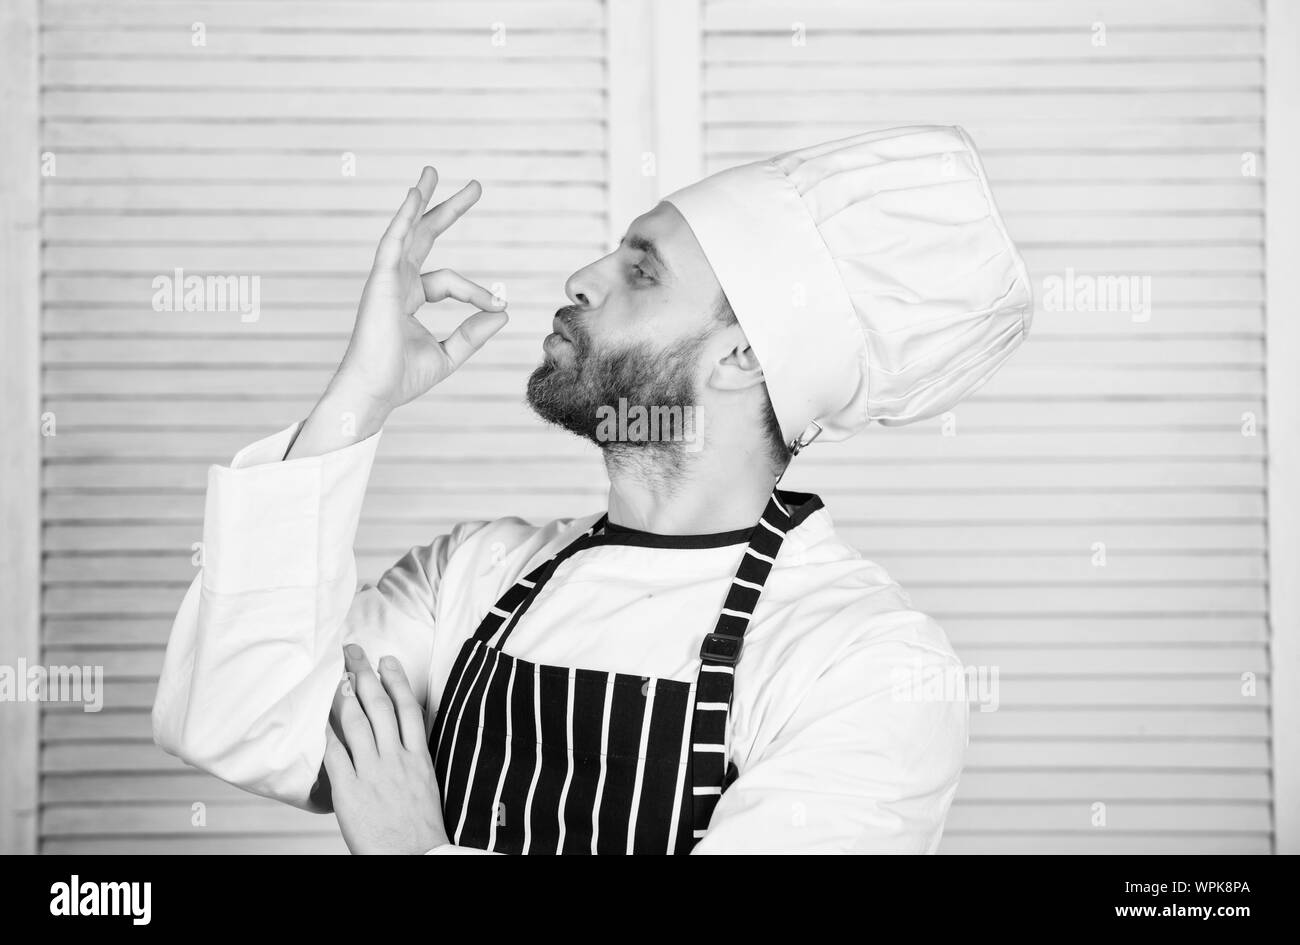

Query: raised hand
336,166,508,413
288,167,509,459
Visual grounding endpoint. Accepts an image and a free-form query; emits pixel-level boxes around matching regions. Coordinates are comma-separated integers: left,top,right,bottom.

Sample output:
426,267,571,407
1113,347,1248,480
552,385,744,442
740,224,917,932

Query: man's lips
551,315,574,343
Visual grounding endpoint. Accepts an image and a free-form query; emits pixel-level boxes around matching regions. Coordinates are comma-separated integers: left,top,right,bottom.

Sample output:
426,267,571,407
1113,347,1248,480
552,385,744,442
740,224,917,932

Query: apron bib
428,490,797,854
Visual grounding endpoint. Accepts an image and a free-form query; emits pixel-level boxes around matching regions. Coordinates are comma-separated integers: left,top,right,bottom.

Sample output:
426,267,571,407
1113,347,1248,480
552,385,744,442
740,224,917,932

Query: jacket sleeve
691,628,970,854
150,423,486,813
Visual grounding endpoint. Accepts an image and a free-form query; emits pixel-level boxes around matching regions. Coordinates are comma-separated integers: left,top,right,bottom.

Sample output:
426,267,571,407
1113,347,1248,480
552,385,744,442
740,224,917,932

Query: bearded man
154,126,1032,854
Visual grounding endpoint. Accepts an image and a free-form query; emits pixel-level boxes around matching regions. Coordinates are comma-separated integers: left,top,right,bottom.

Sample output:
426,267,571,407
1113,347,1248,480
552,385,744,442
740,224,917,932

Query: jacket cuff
201,424,383,595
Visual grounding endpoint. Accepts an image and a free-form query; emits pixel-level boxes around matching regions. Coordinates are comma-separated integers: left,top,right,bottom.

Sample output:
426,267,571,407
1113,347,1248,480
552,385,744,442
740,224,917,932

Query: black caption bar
1,854,1283,933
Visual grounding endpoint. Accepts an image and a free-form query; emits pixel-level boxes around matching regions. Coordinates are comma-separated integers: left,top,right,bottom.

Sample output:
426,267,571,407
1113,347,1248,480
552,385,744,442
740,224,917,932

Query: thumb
438,309,510,374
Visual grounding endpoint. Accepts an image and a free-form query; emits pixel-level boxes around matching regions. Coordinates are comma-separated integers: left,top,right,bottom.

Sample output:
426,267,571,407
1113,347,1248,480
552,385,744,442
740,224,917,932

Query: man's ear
708,342,767,392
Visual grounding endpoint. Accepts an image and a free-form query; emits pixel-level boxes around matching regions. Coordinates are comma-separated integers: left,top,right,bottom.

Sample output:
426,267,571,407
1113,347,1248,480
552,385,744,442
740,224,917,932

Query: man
153,125,1032,854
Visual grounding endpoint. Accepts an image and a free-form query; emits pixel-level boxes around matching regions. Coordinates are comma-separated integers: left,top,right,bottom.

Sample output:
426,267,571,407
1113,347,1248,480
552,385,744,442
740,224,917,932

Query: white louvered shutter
701,0,1270,853
38,0,1273,856
41,0,611,854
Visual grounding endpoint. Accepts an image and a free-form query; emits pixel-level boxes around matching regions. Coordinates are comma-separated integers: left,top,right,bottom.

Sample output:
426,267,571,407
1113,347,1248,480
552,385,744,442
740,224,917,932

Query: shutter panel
37,0,1276,856
701,0,1270,853
40,0,610,853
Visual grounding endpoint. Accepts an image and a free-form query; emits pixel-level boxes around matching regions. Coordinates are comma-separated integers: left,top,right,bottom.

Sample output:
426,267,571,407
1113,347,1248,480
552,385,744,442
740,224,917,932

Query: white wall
694,0,1273,854
38,0,611,854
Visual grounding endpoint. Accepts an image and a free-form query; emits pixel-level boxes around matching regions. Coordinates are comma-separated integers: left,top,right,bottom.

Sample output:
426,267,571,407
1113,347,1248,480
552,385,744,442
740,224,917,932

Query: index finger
344,644,402,756
421,269,506,312
377,656,427,752
331,673,380,769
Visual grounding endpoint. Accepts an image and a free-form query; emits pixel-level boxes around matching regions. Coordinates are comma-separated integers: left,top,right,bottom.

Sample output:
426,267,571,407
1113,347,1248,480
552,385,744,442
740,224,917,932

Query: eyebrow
623,234,669,275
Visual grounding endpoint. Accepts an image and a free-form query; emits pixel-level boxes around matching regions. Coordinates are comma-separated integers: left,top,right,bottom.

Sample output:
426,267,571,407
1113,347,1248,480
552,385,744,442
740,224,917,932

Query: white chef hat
662,125,1033,451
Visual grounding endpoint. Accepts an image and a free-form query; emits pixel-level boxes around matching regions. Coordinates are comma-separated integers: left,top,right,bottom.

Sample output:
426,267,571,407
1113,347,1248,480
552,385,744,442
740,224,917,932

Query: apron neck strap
473,513,607,646
697,489,795,669
476,489,797,653
687,490,796,842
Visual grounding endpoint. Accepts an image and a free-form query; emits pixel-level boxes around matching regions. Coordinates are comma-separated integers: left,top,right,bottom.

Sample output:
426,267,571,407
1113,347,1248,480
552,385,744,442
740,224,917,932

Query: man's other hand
324,644,449,854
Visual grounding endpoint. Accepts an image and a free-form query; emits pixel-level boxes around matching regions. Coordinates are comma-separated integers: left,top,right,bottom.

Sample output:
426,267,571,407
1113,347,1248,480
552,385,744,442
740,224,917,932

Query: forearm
154,575,358,811
287,375,392,460
152,424,383,809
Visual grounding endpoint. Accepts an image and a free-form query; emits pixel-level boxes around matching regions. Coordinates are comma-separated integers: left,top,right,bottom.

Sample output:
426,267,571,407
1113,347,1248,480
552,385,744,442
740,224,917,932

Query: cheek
640,284,701,332
591,290,662,344
589,283,709,357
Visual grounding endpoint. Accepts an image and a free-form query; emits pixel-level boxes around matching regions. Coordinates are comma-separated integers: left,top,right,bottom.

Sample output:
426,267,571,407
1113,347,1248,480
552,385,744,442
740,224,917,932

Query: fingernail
345,644,364,660
379,655,397,672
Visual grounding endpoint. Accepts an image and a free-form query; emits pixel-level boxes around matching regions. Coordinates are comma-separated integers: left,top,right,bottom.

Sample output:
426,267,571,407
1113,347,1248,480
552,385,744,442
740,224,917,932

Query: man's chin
525,363,600,444
525,360,566,407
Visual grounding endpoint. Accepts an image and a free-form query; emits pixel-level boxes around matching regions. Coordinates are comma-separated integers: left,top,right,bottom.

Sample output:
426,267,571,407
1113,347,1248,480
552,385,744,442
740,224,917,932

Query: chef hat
662,125,1032,450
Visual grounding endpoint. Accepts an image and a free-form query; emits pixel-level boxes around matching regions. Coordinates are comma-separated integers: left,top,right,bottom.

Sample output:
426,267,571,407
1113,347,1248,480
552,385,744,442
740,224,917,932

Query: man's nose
564,261,605,309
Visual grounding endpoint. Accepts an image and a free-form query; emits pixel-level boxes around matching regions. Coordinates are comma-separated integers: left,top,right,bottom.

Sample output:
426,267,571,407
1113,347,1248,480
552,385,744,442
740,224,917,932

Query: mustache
553,305,587,347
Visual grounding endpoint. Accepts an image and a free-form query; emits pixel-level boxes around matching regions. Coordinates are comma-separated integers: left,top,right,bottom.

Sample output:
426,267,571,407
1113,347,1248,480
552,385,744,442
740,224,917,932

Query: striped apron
428,490,795,854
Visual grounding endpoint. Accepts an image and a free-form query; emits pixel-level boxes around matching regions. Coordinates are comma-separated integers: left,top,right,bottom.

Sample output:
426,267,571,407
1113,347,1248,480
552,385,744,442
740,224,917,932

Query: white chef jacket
152,424,970,854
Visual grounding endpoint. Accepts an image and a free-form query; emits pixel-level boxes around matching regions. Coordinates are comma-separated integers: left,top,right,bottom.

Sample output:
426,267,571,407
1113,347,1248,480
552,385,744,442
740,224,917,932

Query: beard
526,306,708,456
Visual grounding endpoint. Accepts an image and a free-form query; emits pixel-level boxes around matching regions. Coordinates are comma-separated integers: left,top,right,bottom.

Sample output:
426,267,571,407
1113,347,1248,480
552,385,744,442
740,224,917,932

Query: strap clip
788,420,823,457
699,632,743,666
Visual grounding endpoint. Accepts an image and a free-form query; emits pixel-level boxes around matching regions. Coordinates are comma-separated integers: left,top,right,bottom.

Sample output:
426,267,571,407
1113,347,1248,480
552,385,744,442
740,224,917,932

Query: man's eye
632,264,651,281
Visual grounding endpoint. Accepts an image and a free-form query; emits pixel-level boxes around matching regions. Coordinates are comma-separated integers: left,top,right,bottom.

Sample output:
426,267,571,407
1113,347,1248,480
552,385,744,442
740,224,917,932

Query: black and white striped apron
428,490,797,854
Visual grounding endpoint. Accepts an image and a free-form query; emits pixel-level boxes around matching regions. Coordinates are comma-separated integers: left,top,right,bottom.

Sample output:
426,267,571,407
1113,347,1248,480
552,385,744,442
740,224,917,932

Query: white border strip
0,0,40,856
1266,0,1300,855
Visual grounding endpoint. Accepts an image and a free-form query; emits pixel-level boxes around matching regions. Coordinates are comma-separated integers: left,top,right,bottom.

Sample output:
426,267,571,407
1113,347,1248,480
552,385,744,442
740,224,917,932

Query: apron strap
688,490,794,841
473,514,607,647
